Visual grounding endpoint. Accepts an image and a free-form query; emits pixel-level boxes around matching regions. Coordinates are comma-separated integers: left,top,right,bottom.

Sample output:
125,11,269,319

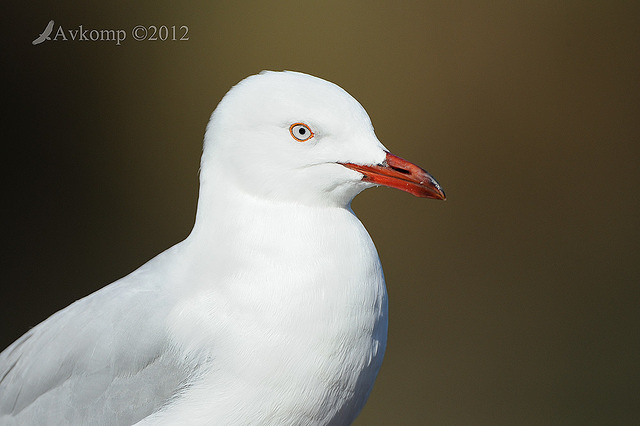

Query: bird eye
289,123,314,142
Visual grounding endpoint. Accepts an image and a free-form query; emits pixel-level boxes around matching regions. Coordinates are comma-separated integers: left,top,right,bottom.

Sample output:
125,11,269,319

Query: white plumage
0,71,444,425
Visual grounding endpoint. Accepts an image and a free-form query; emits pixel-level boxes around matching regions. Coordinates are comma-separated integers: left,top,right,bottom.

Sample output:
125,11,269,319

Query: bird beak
341,152,446,199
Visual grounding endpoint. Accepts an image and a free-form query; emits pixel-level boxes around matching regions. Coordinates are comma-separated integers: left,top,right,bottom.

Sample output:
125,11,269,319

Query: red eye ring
289,123,314,142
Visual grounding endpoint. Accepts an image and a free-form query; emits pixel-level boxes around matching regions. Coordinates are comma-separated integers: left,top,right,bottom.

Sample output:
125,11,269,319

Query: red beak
341,152,446,200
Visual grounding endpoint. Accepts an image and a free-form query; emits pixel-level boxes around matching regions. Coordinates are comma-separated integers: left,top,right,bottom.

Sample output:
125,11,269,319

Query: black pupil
298,127,306,135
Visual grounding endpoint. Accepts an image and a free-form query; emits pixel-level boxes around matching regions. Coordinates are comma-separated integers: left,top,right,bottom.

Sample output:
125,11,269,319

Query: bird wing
44,20,54,35
31,35,46,45
0,255,187,425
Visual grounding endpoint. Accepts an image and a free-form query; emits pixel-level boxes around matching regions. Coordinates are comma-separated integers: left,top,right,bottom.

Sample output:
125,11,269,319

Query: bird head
199,71,445,208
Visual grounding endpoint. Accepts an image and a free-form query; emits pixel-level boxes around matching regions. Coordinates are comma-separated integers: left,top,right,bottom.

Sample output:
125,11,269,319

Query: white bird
0,71,445,425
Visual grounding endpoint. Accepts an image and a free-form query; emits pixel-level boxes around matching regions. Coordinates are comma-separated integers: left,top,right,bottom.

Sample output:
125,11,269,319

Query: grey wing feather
0,257,187,425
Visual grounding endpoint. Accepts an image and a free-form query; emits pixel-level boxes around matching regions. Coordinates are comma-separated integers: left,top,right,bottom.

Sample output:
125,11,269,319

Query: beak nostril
390,165,410,175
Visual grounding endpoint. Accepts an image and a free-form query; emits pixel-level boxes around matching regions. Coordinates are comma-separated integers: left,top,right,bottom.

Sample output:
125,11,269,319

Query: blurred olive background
4,1,639,424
